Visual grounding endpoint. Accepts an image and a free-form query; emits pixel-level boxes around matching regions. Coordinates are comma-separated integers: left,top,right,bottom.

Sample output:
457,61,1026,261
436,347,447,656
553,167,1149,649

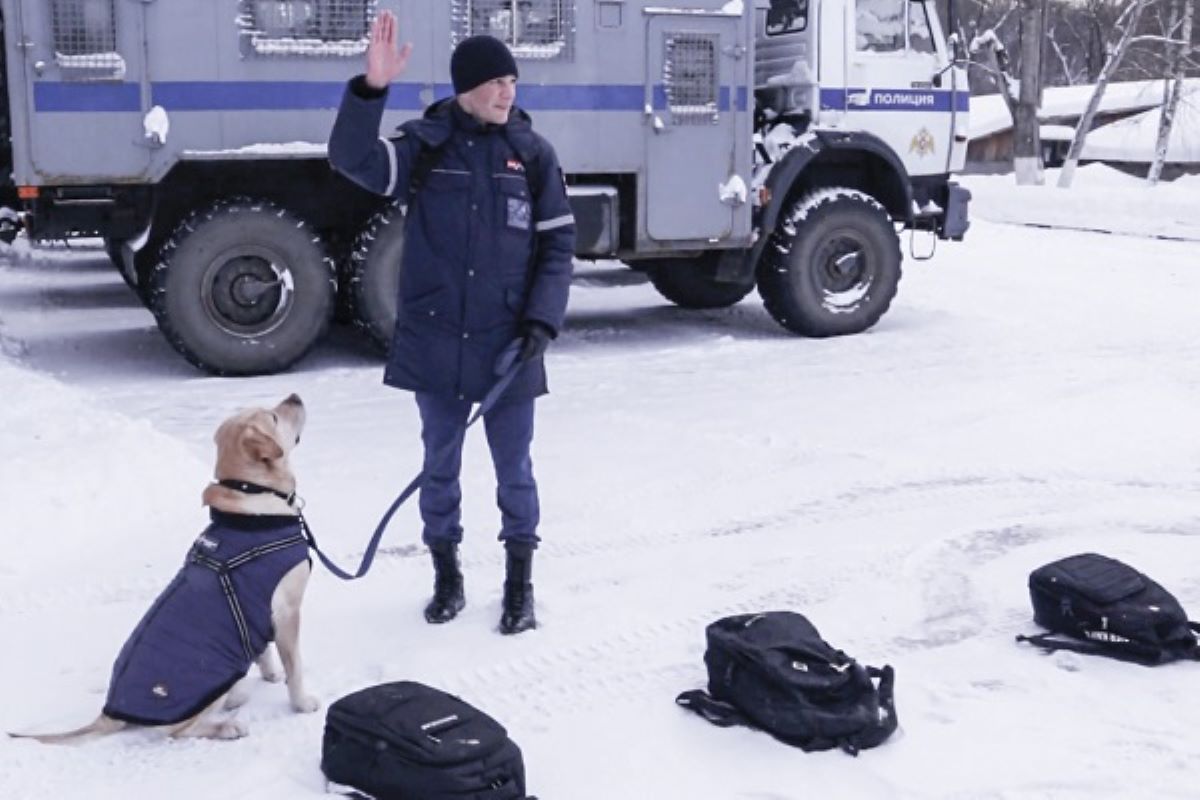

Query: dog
11,394,319,742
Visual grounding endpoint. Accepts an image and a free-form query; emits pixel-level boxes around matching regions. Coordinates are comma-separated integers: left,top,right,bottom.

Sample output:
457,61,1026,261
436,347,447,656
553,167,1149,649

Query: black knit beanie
450,35,519,94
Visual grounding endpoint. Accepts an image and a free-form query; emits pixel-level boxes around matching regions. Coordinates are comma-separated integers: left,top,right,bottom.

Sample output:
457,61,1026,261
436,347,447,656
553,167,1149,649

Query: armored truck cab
0,0,968,375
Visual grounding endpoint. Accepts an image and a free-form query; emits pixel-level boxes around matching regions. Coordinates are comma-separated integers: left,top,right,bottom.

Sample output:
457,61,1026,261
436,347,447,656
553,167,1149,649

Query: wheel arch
750,131,912,277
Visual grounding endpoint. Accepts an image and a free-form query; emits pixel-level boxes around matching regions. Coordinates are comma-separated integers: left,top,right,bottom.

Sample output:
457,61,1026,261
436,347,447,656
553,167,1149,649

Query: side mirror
946,33,966,64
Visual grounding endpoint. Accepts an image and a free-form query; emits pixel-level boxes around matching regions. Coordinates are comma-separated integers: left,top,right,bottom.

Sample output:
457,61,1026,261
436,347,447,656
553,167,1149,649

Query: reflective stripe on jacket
329,78,575,402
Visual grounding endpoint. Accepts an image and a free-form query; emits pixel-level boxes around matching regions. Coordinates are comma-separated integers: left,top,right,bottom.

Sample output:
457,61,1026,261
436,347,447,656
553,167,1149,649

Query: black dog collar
216,478,298,507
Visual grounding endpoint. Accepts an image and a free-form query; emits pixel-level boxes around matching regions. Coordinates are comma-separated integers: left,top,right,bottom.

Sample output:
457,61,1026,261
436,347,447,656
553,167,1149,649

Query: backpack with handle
1016,552,1200,665
675,611,898,755
321,681,532,800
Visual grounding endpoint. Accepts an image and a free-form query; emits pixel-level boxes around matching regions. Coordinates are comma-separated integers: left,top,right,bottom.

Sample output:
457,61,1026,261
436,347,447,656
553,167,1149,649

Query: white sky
1,164,1199,798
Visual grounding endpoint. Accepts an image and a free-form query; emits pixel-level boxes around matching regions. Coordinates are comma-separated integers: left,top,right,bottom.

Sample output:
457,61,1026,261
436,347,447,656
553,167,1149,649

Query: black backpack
675,611,898,755
321,681,532,800
403,133,543,206
1016,552,1200,666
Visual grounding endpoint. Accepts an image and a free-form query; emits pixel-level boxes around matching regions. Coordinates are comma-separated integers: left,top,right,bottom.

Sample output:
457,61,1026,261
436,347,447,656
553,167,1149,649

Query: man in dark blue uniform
329,12,574,635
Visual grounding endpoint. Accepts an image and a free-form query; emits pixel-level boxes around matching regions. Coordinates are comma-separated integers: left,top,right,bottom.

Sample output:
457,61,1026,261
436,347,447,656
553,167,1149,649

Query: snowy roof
1080,86,1200,163
968,79,1200,139
1038,124,1076,141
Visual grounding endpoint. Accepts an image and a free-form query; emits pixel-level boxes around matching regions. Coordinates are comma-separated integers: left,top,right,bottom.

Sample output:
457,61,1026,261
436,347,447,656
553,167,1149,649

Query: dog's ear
241,418,285,462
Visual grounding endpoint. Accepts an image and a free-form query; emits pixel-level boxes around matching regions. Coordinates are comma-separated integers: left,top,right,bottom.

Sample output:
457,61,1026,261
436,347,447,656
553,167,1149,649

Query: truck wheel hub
203,251,292,334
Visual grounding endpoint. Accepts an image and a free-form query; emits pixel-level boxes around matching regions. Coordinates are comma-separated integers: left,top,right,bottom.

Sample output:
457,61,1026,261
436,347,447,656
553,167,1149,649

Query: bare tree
1014,0,1046,183
1058,0,1154,187
970,28,1019,115
1047,23,1083,84
1147,0,1193,182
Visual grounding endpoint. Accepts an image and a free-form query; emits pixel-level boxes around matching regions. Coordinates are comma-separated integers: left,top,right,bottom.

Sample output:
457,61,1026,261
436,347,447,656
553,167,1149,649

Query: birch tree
1058,0,1153,187
1147,0,1193,183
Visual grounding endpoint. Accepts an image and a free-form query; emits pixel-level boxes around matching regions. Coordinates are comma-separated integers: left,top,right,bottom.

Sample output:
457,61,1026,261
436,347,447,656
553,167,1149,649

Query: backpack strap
674,690,751,729
404,140,442,205
677,666,899,757
499,128,544,203
1015,632,1167,665
404,129,544,207
843,665,898,756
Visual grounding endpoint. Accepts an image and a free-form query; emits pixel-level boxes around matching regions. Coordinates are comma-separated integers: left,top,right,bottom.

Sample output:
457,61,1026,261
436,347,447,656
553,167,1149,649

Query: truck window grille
50,0,124,80
663,33,719,125
451,0,574,61
239,0,377,57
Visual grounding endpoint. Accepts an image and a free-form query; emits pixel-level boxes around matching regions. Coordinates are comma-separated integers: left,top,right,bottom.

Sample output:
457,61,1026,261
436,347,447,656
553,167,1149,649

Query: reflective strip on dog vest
102,515,309,726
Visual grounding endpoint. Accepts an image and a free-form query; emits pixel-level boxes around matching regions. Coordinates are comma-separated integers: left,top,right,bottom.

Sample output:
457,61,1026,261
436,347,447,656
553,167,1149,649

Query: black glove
518,320,554,362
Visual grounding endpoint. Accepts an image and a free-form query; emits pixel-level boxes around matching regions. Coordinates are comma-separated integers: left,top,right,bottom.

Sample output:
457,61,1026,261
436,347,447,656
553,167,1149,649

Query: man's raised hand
365,10,412,90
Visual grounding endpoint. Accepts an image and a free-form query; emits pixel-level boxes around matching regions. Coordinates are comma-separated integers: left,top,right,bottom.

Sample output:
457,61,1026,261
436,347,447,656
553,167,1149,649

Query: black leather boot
499,547,536,635
424,544,465,624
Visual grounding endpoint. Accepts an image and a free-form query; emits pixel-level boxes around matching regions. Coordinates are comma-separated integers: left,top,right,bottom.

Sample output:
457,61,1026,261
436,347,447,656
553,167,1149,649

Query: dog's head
201,394,306,515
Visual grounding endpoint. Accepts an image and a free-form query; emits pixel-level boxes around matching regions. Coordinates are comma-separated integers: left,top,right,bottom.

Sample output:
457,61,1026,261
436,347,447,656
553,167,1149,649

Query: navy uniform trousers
416,392,539,552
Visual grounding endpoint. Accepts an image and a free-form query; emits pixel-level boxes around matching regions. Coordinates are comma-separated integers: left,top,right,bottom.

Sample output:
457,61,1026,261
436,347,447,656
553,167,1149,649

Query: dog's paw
291,694,321,714
259,666,285,684
215,719,249,740
223,689,250,711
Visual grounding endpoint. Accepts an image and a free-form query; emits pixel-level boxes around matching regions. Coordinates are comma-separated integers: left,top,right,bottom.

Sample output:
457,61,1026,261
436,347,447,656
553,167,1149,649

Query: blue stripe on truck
820,88,971,112
33,81,752,113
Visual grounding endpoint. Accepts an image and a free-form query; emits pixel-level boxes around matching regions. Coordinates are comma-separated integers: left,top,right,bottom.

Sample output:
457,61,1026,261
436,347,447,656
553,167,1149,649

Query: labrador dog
11,394,318,743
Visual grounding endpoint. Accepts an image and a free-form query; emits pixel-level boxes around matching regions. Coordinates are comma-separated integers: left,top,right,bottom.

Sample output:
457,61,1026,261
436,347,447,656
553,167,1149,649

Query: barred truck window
50,0,126,80
855,0,905,52
238,0,377,57
663,33,719,125
452,0,574,60
766,0,809,36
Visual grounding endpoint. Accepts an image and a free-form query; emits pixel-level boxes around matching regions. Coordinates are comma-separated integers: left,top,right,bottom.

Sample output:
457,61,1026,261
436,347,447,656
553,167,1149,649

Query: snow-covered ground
2,164,1199,799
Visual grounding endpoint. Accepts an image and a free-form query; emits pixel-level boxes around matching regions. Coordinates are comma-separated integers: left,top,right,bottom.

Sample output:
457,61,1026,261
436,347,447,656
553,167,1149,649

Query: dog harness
102,510,309,726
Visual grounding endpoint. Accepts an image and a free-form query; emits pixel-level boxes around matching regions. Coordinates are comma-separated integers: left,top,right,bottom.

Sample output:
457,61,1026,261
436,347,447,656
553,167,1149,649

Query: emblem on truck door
909,128,936,157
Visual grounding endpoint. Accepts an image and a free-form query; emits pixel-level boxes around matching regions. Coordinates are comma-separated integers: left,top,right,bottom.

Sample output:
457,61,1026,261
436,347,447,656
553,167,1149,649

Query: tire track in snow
3,475,1195,616
435,579,861,726
399,478,1196,725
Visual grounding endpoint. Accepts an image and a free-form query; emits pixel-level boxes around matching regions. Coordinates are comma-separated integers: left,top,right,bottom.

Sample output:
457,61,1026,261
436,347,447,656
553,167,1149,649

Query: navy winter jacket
102,512,309,726
328,77,575,402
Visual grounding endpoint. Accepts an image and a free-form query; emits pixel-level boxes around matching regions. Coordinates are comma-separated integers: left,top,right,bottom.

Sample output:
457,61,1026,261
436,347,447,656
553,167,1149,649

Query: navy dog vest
102,511,309,726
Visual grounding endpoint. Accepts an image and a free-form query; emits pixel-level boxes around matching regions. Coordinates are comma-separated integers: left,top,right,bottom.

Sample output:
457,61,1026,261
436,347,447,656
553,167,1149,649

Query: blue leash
301,350,525,581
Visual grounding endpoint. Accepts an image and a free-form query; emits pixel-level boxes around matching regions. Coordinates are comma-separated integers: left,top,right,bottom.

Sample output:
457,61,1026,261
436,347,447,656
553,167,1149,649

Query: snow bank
961,163,1200,240
0,350,209,613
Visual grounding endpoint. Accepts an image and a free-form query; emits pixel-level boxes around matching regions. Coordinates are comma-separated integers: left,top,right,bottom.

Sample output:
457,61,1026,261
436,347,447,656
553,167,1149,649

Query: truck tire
103,237,139,293
758,188,901,337
148,198,335,375
347,202,404,352
646,252,755,309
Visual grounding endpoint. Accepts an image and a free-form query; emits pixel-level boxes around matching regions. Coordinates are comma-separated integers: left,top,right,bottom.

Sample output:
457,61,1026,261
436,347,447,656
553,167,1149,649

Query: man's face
459,75,517,125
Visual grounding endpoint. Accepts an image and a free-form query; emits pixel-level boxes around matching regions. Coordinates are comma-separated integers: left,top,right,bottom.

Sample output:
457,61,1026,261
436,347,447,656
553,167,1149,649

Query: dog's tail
8,715,126,744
